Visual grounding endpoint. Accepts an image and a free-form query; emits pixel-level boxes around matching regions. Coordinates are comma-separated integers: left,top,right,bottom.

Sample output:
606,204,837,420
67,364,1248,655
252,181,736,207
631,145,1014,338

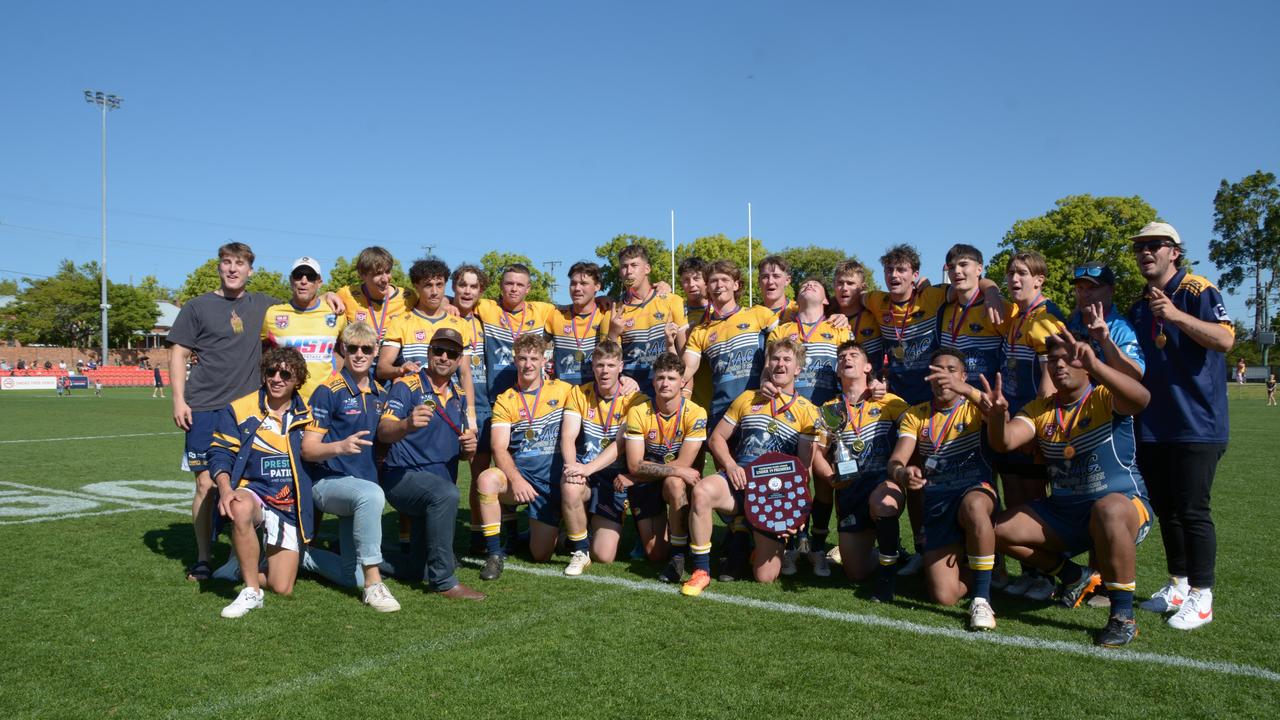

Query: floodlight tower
84,90,122,366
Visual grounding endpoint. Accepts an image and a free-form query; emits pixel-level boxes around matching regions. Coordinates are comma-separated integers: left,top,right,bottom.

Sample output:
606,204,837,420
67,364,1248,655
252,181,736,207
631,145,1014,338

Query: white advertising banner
0,376,58,390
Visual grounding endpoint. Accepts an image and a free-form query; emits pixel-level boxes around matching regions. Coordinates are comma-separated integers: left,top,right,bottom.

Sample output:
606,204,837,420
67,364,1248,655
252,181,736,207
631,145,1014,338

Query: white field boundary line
0,480,187,525
0,431,181,444
168,586,628,719
463,558,1280,684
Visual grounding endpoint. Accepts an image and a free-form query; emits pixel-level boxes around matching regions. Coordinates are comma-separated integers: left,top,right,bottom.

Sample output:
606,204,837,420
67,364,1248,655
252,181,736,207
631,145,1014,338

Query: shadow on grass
141,521,240,598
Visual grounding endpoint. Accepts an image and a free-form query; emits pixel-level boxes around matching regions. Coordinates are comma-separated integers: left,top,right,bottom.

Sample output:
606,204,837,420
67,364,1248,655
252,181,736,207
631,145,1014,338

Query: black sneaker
659,555,686,584
872,569,896,603
718,551,749,582
1095,615,1139,648
479,553,505,581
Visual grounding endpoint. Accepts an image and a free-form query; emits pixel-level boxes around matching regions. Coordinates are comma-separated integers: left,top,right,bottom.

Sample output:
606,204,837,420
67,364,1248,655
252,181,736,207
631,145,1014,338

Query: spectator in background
44,360,52,370
0,358,9,371
1235,359,1247,386
1267,373,1276,406
153,365,165,399
17,359,26,370
58,359,67,372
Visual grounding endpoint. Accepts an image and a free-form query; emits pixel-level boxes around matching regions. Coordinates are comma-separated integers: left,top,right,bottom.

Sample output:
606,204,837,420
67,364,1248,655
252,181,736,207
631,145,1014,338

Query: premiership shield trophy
820,404,860,487
744,452,811,536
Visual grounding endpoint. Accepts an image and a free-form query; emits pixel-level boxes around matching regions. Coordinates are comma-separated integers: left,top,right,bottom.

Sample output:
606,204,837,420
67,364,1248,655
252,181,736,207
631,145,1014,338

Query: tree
2,260,159,348
136,275,175,304
176,259,290,303
777,245,879,295
478,251,555,303
0,278,18,295
323,256,411,294
675,234,769,278
989,195,1159,311
593,234,672,297
1210,170,1280,335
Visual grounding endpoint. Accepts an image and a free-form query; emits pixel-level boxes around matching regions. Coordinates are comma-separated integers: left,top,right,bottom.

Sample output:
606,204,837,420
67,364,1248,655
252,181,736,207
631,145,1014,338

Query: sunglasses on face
1073,266,1104,278
291,270,319,282
345,344,376,356
430,345,461,359
1131,240,1171,254
265,367,293,381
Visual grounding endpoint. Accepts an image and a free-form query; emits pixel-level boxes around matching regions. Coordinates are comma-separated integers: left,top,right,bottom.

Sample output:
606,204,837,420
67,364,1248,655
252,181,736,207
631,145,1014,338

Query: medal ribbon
1007,294,1046,350
656,397,685,458
517,381,543,439
571,306,598,353
707,303,741,324
626,286,657,310
361,284,392,340
1053,384,1095,448
467,314,481,355
949,288,983,344
849,309,865,340
843,391,869,438
1150,316,1165,344
770,393,798,425
927,399,965,454
797,318,822,344
893,284,920,347
421,370,462,436
502,303,529,341
598,389,623,441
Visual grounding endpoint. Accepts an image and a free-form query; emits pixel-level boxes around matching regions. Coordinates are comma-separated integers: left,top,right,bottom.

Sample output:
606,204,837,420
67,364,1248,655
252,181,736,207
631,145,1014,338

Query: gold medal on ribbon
524,429,536,441
600,437,611,448
851,439,866,453
471,356,482,367
1062,445,1076,460
1155,333,1167,349
574,350,585,363
768,421,779,432
664,452,675,463
1007,356,1017,369
892,346,905,360
422,400,436,412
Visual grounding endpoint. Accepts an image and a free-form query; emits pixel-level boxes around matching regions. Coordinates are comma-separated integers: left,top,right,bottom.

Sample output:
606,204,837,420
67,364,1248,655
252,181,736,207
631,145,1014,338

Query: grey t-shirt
166,291,279,412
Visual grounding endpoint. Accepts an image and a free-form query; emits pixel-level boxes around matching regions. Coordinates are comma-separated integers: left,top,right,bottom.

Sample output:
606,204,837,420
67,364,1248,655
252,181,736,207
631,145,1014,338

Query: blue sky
2,2,1277,318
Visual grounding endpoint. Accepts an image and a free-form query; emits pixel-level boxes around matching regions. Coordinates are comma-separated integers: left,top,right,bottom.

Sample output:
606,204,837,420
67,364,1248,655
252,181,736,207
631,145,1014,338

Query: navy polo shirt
306,368,386,482
1128,269,1233,444
382,370,468,479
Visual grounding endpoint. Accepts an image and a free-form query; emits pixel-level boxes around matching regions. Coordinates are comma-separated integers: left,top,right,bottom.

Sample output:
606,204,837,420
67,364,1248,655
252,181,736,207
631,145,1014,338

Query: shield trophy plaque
743,452,811,536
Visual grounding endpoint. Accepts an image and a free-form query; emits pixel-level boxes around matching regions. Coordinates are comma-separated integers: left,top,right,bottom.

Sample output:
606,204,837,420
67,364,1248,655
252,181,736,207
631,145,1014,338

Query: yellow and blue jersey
261,300,345,401
459,312,490,418
1066,304,1145,374
625,398,709,461
616,289,687,397
208,388,314,541
844,308,884,364
721,390,819,465
817,393,911,482
306,369,386,482
685,307,767,421
898,399,992,493
939,295,1011,389
476,298,556,405
546,305,609,386
865,286,949,405
1015,385,1147,500
1127,269,1233,444
382,371,469,477
684,303,713,411
747,301,798,335
565,382,645,469
998,298,1068,414
492,378,573,483
336,283,413,343
770,319,850,406
382,308,471,370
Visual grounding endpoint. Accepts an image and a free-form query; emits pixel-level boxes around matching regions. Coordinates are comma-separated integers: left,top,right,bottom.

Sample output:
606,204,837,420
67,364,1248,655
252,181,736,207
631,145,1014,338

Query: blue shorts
1028,492,1153,556
587,471,627,524
477,416,493,454
993,448,1049,479
919,481,997,553
627,480,665,522
836,476,881,534
184,410,221,474
521,472,560,527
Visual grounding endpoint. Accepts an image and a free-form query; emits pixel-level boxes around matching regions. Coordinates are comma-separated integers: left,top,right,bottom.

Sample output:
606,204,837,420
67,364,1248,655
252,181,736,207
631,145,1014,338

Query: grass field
2,386,1278,719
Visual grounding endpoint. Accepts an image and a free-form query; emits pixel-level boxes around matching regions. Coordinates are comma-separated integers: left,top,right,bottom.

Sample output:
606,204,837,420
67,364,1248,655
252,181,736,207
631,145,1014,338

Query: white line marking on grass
0,481,187,525
169,586,627,719
0,431,181,445
0,505,185,525
467,558,1280,684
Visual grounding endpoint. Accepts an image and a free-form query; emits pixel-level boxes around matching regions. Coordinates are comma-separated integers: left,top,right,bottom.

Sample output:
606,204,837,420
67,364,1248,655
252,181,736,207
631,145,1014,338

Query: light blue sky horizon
2,2,1277,322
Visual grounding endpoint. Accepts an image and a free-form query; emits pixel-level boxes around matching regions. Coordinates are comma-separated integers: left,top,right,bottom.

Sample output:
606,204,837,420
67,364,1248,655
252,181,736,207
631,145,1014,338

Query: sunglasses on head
345,344,376,356
1131,239,1171,253
430,345,461,359
291,270,319,282
1073,266,1104,278
265,367,293,381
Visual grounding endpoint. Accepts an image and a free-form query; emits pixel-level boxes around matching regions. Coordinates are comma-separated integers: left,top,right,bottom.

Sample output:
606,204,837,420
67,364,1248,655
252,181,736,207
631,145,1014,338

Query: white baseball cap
1129,222,1182,247
291,256,324,276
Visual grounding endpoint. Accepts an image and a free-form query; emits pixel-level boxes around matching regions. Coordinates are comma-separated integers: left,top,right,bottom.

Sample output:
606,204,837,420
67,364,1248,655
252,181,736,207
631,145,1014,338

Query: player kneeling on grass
983,332,1153,647
617,352,708,582
558,340,648,575
681,338,819,596
476,334,573,580
886,347,999,631
210,347,314,619
812,342,910,590
299,322,399,612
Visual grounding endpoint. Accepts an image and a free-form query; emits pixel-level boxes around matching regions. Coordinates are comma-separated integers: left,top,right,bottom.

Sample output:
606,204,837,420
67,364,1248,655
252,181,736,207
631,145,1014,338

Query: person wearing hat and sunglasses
1127,221,1233,630
261,256,347,402
378,327,485,600
1065,262,1144,382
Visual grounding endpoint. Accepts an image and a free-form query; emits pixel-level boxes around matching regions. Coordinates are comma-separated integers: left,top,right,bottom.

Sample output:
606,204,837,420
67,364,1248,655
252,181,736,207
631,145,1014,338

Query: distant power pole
542,260,563,300
421,244,437,258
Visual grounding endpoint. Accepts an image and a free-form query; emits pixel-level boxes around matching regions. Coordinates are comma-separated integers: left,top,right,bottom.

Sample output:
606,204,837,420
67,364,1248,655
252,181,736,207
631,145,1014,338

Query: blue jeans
301,475,386,588
381,467,460,592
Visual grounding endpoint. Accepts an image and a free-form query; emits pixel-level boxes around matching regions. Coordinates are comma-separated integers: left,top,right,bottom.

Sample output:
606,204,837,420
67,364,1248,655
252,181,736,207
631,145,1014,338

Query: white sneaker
826,545,842,566
969,598,997,631
1167,588,1213,630
1024,574,1057,602
896,552,923,577
808,551,831,578
1140,578,1190,614
212,556,242,582
1004,573,1033,596
564,550,592,577
221,587,264,618
780,549,798,576
362,582,401,613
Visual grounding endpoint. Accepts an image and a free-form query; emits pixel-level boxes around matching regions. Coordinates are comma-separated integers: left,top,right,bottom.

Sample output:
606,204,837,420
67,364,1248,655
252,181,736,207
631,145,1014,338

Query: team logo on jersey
356,311,368,322
415,330,426,341
912,310,925,319
860,328,874,336
821,332,834,340
969,323,983,332
647,430,657,440
737,323,750,330
275,315,290,329
325,314,338,328
547,399,559,406
708,332,718,343
525,319,536,327
654,311,665,320
586,408,596,419
1044,423,1059,438
750,403,764,412
883,313,893,323
693,418,707,430
260,417,281,433
869,407,882,417
955,422,966,433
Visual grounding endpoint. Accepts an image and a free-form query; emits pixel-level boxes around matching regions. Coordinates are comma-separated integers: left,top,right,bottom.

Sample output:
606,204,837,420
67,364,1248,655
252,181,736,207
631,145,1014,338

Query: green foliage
323,256,411,294
135,275,174,304
1210,170,1280,334
776,245,879,295
176,258,290,303
478,251,555,303
676,234,769,278
594,234,673,297
1,260,159,348
989,195,1159,311
0,278,19,295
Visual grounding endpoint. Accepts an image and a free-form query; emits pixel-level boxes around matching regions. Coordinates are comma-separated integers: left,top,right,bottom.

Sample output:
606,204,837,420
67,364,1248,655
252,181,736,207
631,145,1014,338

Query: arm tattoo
636,462,675,479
